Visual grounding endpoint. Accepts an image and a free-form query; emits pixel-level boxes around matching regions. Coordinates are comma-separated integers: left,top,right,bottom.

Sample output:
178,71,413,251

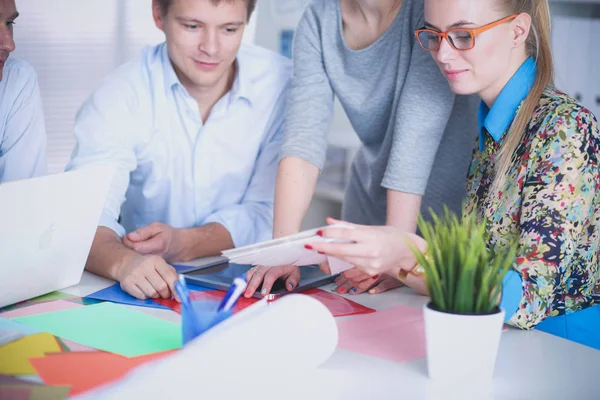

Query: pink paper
337,305,426,364
61,339,96,352
0,300,82,319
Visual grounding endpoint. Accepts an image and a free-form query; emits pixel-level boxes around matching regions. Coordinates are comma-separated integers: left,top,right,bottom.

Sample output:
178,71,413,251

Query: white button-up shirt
0,57,47,182
66,43,291,247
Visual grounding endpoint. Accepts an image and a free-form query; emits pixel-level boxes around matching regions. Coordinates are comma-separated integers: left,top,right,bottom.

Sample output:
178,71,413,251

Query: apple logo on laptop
39,223,55,250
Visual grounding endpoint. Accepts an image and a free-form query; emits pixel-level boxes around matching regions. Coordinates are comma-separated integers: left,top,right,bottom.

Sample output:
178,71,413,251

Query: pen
174,274,192,309
217,274,248,312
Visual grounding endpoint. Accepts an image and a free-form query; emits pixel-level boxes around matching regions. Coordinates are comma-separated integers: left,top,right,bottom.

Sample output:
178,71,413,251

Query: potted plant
410,208,516,383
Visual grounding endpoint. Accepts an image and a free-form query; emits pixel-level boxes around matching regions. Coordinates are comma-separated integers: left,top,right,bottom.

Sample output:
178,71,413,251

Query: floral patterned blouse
464,87,600,329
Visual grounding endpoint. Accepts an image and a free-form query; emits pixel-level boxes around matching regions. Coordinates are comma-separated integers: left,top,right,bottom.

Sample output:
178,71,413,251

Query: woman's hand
332,270,403,295
306,217,427,277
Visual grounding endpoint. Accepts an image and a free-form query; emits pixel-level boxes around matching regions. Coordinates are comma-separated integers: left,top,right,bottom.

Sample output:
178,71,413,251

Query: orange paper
29,350,176,396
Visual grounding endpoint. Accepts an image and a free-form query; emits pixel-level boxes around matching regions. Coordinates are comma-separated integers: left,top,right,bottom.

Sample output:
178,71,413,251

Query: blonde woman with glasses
307,0,600,349
245,0,479,299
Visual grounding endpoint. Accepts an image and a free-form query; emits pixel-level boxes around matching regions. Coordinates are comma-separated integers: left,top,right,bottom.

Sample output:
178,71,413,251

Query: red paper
336,304,426,364
154,289,374,317
302,289,375,317
29,350,175,396
153,290,258,314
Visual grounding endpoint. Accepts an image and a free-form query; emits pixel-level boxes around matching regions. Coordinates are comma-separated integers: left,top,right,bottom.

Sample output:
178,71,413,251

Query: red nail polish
337,287,346,294
372,275,380,280
305,244,313,250
318,251,325,255
316,230,323,236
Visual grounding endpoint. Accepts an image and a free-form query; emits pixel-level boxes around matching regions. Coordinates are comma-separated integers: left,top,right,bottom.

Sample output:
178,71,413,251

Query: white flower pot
423,302,504,383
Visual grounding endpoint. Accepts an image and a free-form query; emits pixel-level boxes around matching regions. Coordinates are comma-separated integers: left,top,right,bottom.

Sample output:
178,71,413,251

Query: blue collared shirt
66,43,291,247
0,57,47,182
477,57,536,151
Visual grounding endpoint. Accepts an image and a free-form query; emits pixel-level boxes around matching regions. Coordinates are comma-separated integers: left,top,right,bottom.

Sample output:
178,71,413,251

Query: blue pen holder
181,300,233,345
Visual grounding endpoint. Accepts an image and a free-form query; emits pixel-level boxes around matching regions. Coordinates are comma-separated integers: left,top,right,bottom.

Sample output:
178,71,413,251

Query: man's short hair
156,0,257,21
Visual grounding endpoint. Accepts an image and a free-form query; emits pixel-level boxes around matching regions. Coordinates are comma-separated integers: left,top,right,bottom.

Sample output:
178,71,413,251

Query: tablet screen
182,262,334,297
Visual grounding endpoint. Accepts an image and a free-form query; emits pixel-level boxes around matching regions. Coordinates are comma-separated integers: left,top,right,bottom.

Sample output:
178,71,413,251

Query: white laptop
0,165,115,308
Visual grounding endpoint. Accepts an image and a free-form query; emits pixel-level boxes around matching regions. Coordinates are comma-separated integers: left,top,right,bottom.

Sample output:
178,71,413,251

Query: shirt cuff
98,212,126,238
500,270,523,323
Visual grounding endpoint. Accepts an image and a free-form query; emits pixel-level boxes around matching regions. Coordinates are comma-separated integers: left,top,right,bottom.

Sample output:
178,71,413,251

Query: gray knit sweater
279,0,479,223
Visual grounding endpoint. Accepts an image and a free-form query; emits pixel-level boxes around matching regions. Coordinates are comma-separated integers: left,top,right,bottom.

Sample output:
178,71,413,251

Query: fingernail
287,282,294,290
316,230,323,236
369,289,376,295
244,290,251,298
372,275,380,280
337,287,346,294
350,288,357,294
318,251,325,255
331,285,338,291
260,288,267,296
305,244,313,250
129,232,140,240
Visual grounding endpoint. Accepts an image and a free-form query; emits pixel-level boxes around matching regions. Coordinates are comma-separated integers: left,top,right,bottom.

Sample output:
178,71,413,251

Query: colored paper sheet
30,350,175,396
154,290,259,314
67,298,103,306
0,292,77,315
0,300,82,319
13,302,181,357
302,289,375,317
86,281,210,311
0,375,42,385
336,305,426,364
85,283,171,310
0,318,40,336
61,339,95,352
155,289,375,318
29,291,77,303
0,332,62,375
0,386,30,400
0,384,70,400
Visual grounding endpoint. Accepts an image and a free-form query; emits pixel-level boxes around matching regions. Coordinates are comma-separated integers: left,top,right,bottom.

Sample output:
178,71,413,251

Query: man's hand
116,254,179,300
123,222,183,262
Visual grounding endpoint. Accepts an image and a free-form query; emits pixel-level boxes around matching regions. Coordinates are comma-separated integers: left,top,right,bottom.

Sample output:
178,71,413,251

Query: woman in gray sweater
245,0,478,298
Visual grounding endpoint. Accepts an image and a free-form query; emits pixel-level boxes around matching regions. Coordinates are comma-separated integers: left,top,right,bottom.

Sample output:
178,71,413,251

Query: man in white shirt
67,0,291,300
0,0,47,182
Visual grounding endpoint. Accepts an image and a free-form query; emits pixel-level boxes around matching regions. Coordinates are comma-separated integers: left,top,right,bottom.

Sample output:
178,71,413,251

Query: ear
152,0,165,32
510,13,532,48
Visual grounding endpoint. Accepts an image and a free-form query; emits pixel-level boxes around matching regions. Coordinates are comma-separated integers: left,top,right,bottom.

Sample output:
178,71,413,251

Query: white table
62,269,600,400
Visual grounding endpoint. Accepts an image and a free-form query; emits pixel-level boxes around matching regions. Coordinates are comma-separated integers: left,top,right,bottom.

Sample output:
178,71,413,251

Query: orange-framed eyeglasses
414,14,519,51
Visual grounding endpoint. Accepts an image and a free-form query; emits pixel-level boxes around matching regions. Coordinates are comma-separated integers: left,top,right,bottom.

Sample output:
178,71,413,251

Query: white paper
222,225,355,273
76,295,338,399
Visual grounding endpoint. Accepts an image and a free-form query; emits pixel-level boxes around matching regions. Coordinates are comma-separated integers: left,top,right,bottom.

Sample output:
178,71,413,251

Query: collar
161,42,254,105
478,57,536,151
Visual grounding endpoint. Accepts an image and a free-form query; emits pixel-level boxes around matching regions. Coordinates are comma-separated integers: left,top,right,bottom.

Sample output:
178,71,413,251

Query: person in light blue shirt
66,0,289,301
0,0,47,182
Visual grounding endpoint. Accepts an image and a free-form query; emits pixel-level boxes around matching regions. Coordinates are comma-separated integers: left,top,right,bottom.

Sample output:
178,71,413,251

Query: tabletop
61,263,600,400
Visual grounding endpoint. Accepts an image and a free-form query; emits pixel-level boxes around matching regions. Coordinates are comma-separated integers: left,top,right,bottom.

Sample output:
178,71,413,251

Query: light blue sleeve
203,89,287,247
65,76,139,238
0,67,47,182
500,270,523,323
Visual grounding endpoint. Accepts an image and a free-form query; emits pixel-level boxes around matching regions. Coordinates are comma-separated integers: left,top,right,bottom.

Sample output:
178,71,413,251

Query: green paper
29,291,76,303
13,303,181,357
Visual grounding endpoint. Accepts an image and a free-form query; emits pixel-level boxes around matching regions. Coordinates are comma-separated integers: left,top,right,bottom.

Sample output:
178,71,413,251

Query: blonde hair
491,0,554,194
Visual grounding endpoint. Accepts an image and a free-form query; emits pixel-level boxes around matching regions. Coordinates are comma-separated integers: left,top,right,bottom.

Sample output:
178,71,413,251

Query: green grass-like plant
410,207,517,315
